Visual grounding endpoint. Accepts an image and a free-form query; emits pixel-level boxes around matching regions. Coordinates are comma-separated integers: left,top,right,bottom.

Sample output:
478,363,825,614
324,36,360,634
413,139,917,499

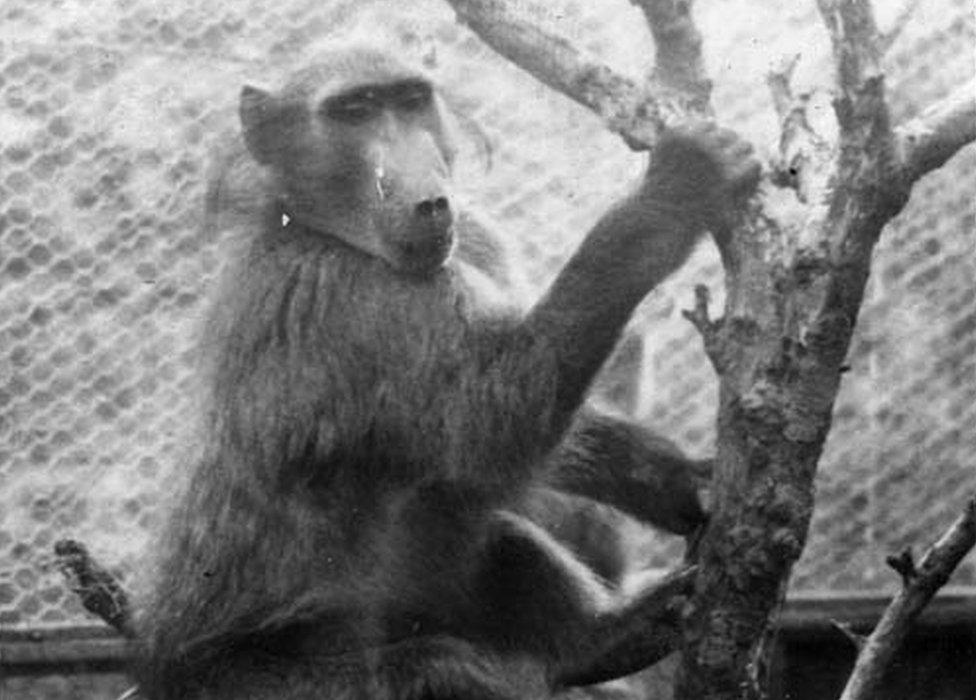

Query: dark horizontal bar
778,587,976,637
2,590,975,670
1,625,135,667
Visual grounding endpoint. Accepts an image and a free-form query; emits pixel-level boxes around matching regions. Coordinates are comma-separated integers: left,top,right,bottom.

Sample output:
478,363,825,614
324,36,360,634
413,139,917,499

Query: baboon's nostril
415,197,450,218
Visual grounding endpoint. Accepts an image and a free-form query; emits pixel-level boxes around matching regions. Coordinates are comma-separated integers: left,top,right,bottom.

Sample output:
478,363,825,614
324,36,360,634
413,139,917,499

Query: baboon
137,44,758,699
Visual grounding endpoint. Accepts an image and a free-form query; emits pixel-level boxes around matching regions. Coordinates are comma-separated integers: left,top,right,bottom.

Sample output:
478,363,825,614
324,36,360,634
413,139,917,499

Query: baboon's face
240,48,458,276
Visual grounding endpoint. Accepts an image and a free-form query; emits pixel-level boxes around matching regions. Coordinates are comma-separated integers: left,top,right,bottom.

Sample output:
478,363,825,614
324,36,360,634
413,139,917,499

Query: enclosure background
0,0,973,652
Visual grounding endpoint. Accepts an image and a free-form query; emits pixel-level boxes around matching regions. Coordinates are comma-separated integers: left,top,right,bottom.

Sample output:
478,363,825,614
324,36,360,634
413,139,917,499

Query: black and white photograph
0,1,973,698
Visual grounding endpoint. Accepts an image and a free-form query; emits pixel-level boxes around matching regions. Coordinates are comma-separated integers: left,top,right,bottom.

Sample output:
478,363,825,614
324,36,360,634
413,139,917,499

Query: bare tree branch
681,284,724,372
831,619,866,651
54,539,136,638
630,0,711,111
446,0,689,148
839,497,976,700
896,79,976,184
766,53,801,121
886,548,918,583
809,0,907,354
816,0,884,94
765,55,833,203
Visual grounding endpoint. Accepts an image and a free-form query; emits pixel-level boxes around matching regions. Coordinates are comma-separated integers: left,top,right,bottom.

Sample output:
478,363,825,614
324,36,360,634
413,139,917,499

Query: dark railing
3,591,975,699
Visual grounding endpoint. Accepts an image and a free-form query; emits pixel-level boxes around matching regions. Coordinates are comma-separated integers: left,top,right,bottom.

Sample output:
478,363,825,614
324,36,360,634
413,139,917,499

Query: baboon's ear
240,85,282,166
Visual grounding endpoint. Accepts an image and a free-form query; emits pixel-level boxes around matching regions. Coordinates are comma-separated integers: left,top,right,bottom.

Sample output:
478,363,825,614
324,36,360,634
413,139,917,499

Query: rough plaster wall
0,0,972,660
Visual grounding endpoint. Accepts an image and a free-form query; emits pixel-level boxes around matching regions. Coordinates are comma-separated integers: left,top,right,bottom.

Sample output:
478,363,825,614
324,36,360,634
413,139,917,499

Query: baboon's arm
524,127,758,425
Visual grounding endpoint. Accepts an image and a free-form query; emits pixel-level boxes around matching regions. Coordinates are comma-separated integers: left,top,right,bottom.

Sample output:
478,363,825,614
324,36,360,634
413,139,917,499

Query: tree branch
811,0,907,354
895,79,976,184
445,0,694,148
630,0,711,112
816,0,884,95
682,284,725,372
765,55,833,203
766,53,801,121
831,619,866,651
839,496,976,700
54,539,136,638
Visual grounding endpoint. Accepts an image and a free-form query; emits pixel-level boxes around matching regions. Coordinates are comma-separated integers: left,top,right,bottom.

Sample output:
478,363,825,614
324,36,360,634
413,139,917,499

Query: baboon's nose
414,197,451,220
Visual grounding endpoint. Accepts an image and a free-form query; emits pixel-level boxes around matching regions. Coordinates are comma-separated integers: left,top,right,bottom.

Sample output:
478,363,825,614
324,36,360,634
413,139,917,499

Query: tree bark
442,1,976,698
839,497,976,700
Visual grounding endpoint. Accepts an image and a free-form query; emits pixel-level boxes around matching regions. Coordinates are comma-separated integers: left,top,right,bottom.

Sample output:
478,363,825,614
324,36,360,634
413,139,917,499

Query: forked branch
446,0,708,147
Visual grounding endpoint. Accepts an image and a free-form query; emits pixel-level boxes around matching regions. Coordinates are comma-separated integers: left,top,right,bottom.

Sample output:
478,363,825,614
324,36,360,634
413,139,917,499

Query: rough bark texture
446,0,976,698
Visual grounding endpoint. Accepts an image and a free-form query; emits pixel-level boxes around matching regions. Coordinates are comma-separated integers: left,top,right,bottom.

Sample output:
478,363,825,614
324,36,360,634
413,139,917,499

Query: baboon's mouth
396,228,455,274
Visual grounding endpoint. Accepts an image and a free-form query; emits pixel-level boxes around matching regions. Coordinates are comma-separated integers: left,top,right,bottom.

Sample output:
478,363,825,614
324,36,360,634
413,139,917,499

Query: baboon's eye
325,89,380,124
393,80,432,113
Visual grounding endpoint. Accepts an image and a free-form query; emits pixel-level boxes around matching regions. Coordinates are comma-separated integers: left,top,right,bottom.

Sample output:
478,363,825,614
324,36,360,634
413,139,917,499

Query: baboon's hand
643,122,761,228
